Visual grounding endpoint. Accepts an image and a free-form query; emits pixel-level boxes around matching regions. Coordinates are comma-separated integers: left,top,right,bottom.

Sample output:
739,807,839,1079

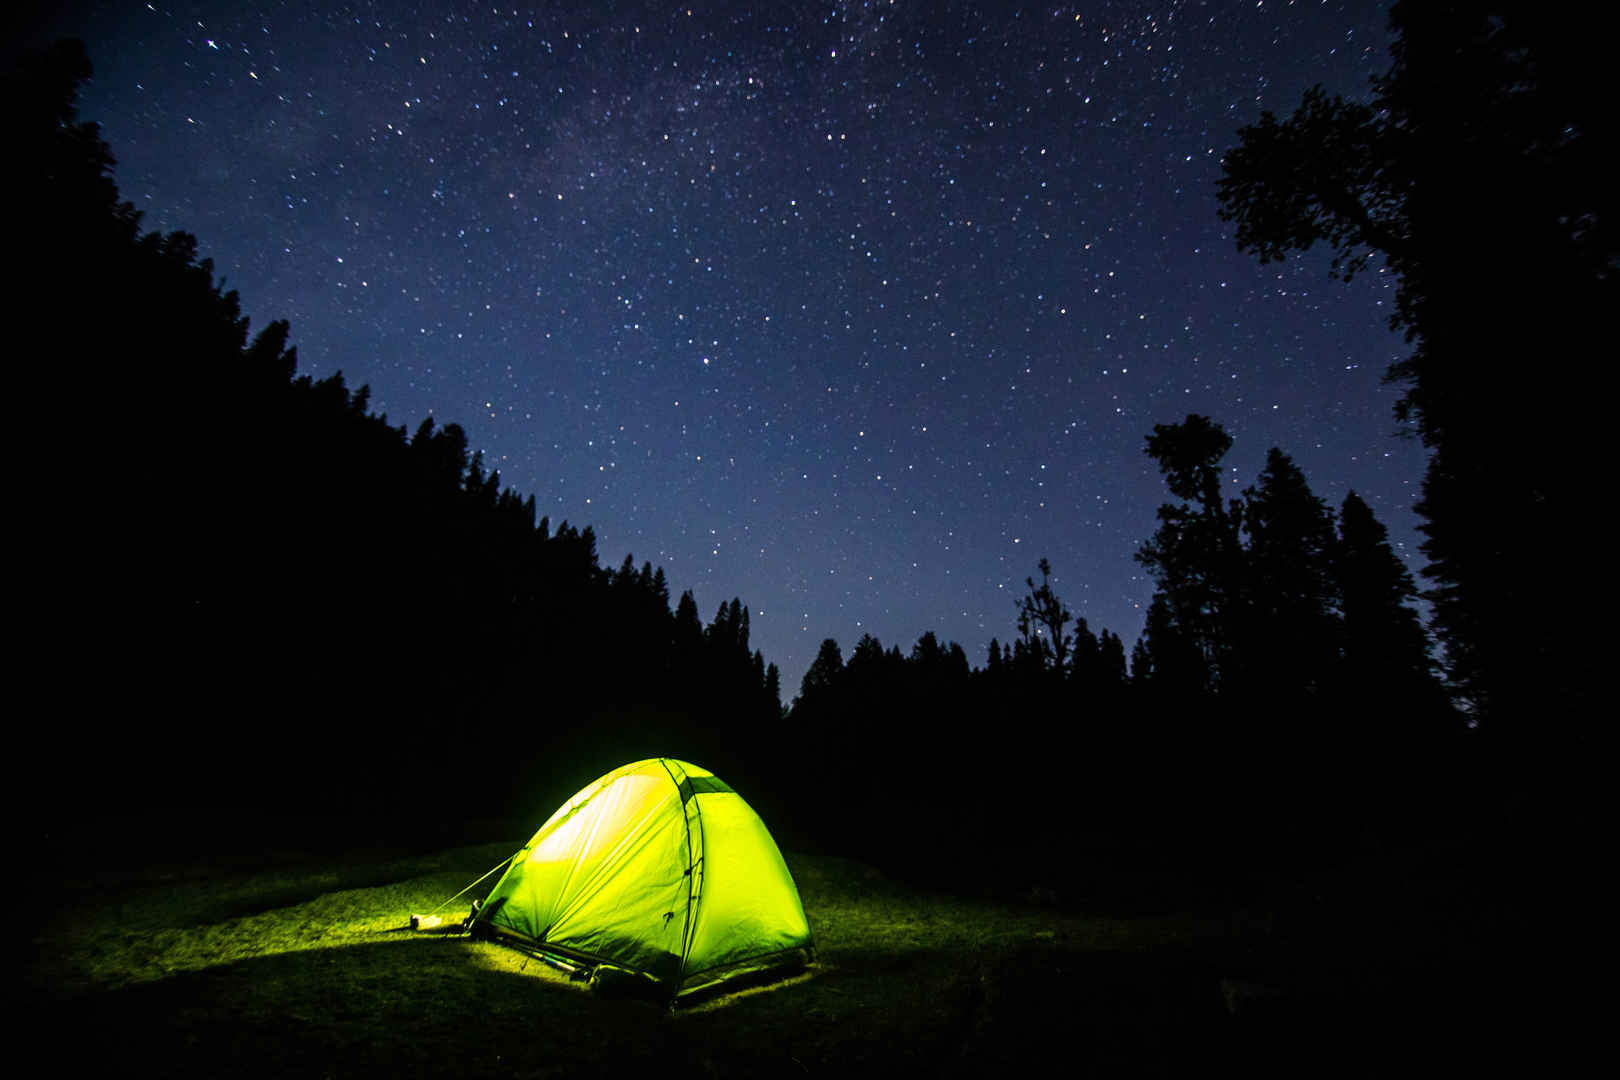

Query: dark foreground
12,823,1556,1077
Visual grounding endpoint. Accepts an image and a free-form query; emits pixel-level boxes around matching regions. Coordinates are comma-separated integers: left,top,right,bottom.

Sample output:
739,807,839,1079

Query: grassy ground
12,833,1534,1077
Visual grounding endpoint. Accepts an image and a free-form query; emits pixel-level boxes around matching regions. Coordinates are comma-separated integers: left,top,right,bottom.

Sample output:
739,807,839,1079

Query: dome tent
469,758,814,1001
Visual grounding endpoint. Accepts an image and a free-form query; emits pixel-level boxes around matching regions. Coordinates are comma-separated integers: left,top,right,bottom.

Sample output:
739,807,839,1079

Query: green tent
469,758,814,1000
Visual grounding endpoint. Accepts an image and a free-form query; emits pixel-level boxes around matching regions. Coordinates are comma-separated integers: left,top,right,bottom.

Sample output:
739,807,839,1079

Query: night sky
19,1,1429,688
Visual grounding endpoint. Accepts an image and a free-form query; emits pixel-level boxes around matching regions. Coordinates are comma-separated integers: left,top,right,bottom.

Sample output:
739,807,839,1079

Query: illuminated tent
469,758,814,1001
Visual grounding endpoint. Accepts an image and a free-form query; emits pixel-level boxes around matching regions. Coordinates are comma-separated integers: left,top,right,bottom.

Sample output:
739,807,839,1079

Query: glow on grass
468,940,820,1012
673,967,820,1014
42,874,482,994
468,941,592,992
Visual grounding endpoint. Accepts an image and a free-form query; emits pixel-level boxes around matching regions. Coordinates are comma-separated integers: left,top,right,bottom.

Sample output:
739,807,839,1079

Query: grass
12,832,1534,1077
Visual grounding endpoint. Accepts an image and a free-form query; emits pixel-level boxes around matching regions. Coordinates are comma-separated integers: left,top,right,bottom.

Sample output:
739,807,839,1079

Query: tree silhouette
1334,491,1450,726
1217,3,1612,729
1135,415,1243,693
1016,558,1073,674
1240,448,1342,705
673,590,704,655
1070,617,1100,686
1131,593,1209,701
1097,630,1128,692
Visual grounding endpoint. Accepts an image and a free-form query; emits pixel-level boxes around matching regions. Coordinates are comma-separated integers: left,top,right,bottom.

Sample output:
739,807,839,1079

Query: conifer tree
1335,491,1447,723
797,638,844,707
1098,630,1128,690
1071,617,1101,687
1240,448,1342,702
674,591,703,651
1132,593,1209,699
1135,415,1243,691
764,662,782,713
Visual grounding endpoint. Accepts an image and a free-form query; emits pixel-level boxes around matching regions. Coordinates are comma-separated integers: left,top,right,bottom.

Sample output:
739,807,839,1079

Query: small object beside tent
469,758,814,1001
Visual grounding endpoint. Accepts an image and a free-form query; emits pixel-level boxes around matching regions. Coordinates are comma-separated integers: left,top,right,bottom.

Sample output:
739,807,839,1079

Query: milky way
25,1,1428,686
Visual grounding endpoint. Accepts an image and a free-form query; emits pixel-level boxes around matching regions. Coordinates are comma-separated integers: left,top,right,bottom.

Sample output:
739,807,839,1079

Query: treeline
1130,416,1452,729
12,41,780,832
779,418,1455,879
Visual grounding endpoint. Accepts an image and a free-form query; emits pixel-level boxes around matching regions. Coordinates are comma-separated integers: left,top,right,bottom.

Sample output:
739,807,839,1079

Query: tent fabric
471,758,813,998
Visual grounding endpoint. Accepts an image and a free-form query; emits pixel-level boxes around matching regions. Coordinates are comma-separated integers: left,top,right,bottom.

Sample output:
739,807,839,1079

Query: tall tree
1241,448,1342,703
1131,593,1209,701
1097,630,1128,690
1217,2,1612,729
1334,491,1447,721
764,662,782,715
796,638,845,707
1135,415,1244,693
1070,617,1101,687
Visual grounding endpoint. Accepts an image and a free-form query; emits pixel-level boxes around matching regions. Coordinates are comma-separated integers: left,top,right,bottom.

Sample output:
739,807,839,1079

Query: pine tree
764,662,782,714
1135,415,1244,692
614,553,638,589
1132,593,1209,699
1098,630,1128,690
796,638,844,707
1071,617,1101,687
1335,491,1449,727
1240,448,1342,703
674,591,703,647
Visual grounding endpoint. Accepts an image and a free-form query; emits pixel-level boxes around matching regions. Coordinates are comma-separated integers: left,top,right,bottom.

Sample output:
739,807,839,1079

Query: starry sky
16,1,1430,689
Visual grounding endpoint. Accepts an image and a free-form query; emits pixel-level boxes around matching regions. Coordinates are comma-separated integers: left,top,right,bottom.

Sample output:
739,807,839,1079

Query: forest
11,1,1603,893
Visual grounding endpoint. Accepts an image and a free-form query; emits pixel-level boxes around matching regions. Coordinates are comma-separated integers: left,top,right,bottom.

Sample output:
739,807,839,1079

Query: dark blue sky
22,1,1428,688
